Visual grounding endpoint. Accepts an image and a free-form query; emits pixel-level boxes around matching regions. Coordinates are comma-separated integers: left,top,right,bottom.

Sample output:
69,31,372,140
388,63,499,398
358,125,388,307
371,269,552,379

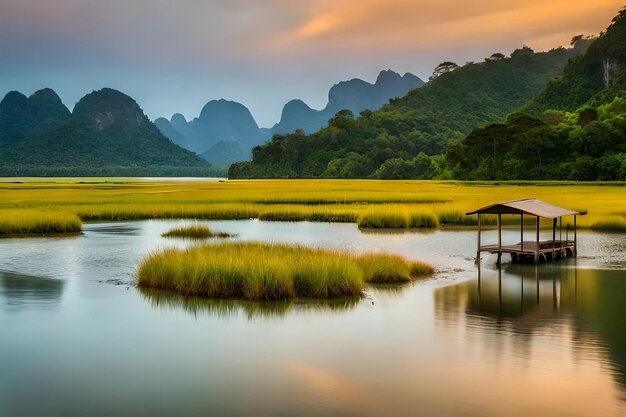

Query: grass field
137,242,433,300
1,179,625,235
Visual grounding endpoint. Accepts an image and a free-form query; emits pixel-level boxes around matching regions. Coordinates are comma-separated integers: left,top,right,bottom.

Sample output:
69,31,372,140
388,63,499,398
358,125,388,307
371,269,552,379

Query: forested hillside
230,44,583,179
446,8,626,181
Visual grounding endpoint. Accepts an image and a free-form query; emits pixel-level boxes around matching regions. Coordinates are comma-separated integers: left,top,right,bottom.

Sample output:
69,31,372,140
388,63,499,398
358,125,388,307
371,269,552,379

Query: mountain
0,88,70,144
270,70,424,135
271,99,322,135
154,100,267,167
230,44,583,179
155,69,424,166
0,88,217,176
190,99,263,152
154,117,188,148
446,8,626,181
200,140,250,167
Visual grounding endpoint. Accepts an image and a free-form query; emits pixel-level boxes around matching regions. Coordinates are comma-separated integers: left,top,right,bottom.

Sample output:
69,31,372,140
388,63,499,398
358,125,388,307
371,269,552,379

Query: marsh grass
2,179,622,233
257,206,357,223
0,209,82,236
590,216,626,232
161,225,235,239
356,253,434,283
74,203,259,221
253,196,449,205
409,261,435,275
436,210,478,225
358,208,408,229
358,206,438,229
408,210,438,228
137,242,434,300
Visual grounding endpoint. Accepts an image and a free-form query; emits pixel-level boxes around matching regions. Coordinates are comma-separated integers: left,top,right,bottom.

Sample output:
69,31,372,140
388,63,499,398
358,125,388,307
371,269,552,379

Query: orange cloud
296,13,344,38
270,0,623,53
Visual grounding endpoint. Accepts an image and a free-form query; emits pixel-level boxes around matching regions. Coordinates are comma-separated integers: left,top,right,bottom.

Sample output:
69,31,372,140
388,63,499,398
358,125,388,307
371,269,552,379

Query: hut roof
465,198,580,218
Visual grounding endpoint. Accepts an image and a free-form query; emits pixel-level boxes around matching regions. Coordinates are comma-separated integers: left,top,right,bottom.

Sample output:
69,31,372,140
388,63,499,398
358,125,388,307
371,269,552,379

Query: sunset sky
0,0,622,126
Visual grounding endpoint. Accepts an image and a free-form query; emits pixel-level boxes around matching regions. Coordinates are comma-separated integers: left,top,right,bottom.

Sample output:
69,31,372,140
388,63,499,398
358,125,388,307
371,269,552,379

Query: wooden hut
466,198,581,264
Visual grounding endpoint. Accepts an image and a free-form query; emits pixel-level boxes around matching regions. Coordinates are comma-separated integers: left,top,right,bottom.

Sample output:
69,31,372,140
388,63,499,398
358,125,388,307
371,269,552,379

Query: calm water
0,220,625,417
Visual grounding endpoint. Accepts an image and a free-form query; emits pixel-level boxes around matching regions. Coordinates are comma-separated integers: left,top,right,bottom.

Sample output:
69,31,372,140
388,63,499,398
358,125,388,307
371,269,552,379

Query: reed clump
258,207,358,223
0,209,82,236
408,209,438,228
436,210,478,225
137,242,434,300
161,225,235,239
590,216,626,232
356,253,433,283
409,261,435,275
358,206,438,229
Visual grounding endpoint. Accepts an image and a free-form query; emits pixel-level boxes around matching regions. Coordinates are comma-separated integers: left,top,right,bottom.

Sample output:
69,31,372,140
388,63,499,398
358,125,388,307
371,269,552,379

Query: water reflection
1,221,625,416
139,288,361,319
359,227,437,235
88,223,142,236
0,270,65,310
436,262,626,394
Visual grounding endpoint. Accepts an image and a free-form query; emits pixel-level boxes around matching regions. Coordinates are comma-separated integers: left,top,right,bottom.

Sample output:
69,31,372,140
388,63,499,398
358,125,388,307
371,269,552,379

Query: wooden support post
552,218,557,260
535,216,540,263
520,212,524,252
559,217,564,257
476,213,481,261
574,214,577,257
497,213,502,265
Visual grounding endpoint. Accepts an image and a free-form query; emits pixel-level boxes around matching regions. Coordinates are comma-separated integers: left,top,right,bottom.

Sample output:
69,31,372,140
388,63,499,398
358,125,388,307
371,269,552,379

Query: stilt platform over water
466,199,582,264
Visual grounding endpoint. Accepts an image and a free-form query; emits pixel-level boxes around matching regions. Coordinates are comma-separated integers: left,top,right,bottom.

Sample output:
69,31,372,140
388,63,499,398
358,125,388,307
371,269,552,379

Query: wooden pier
466,199,581,264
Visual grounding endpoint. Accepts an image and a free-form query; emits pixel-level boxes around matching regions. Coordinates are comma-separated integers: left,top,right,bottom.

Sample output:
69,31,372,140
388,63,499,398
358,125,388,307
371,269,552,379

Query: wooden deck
481,240,576,263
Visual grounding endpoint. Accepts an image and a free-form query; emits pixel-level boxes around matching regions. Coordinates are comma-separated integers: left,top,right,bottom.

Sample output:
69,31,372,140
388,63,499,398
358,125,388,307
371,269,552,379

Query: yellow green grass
357,253,434,283
1,179,625,234
589,216,626,232
161,225,235,239
357,206,439,229
137,242,433,300
0,209,82,236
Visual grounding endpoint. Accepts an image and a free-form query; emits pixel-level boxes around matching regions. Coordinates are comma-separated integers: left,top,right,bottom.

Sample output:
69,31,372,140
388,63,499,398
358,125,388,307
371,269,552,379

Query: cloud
275,0,622,52
0,0,622,126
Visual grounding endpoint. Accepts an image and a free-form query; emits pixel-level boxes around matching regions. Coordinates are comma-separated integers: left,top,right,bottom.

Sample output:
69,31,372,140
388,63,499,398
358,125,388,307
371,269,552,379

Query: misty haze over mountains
154,69,424,166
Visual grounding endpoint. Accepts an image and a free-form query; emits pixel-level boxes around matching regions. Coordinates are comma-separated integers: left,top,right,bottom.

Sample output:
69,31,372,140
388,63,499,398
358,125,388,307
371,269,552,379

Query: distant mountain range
0,88,215,176
155,70,424,166
154,99,267,167
271,70,424,135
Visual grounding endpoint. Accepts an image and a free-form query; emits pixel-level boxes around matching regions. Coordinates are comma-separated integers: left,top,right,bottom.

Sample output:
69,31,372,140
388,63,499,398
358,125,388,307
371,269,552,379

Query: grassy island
161,225,235,239
137,242,433,300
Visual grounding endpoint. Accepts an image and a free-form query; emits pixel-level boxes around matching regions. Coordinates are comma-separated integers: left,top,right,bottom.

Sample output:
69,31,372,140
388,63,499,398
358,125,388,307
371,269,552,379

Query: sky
0,0,622,127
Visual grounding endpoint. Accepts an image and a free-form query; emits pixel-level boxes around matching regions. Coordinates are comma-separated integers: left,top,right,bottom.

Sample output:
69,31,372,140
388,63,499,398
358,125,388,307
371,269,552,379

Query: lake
1,220,625,417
